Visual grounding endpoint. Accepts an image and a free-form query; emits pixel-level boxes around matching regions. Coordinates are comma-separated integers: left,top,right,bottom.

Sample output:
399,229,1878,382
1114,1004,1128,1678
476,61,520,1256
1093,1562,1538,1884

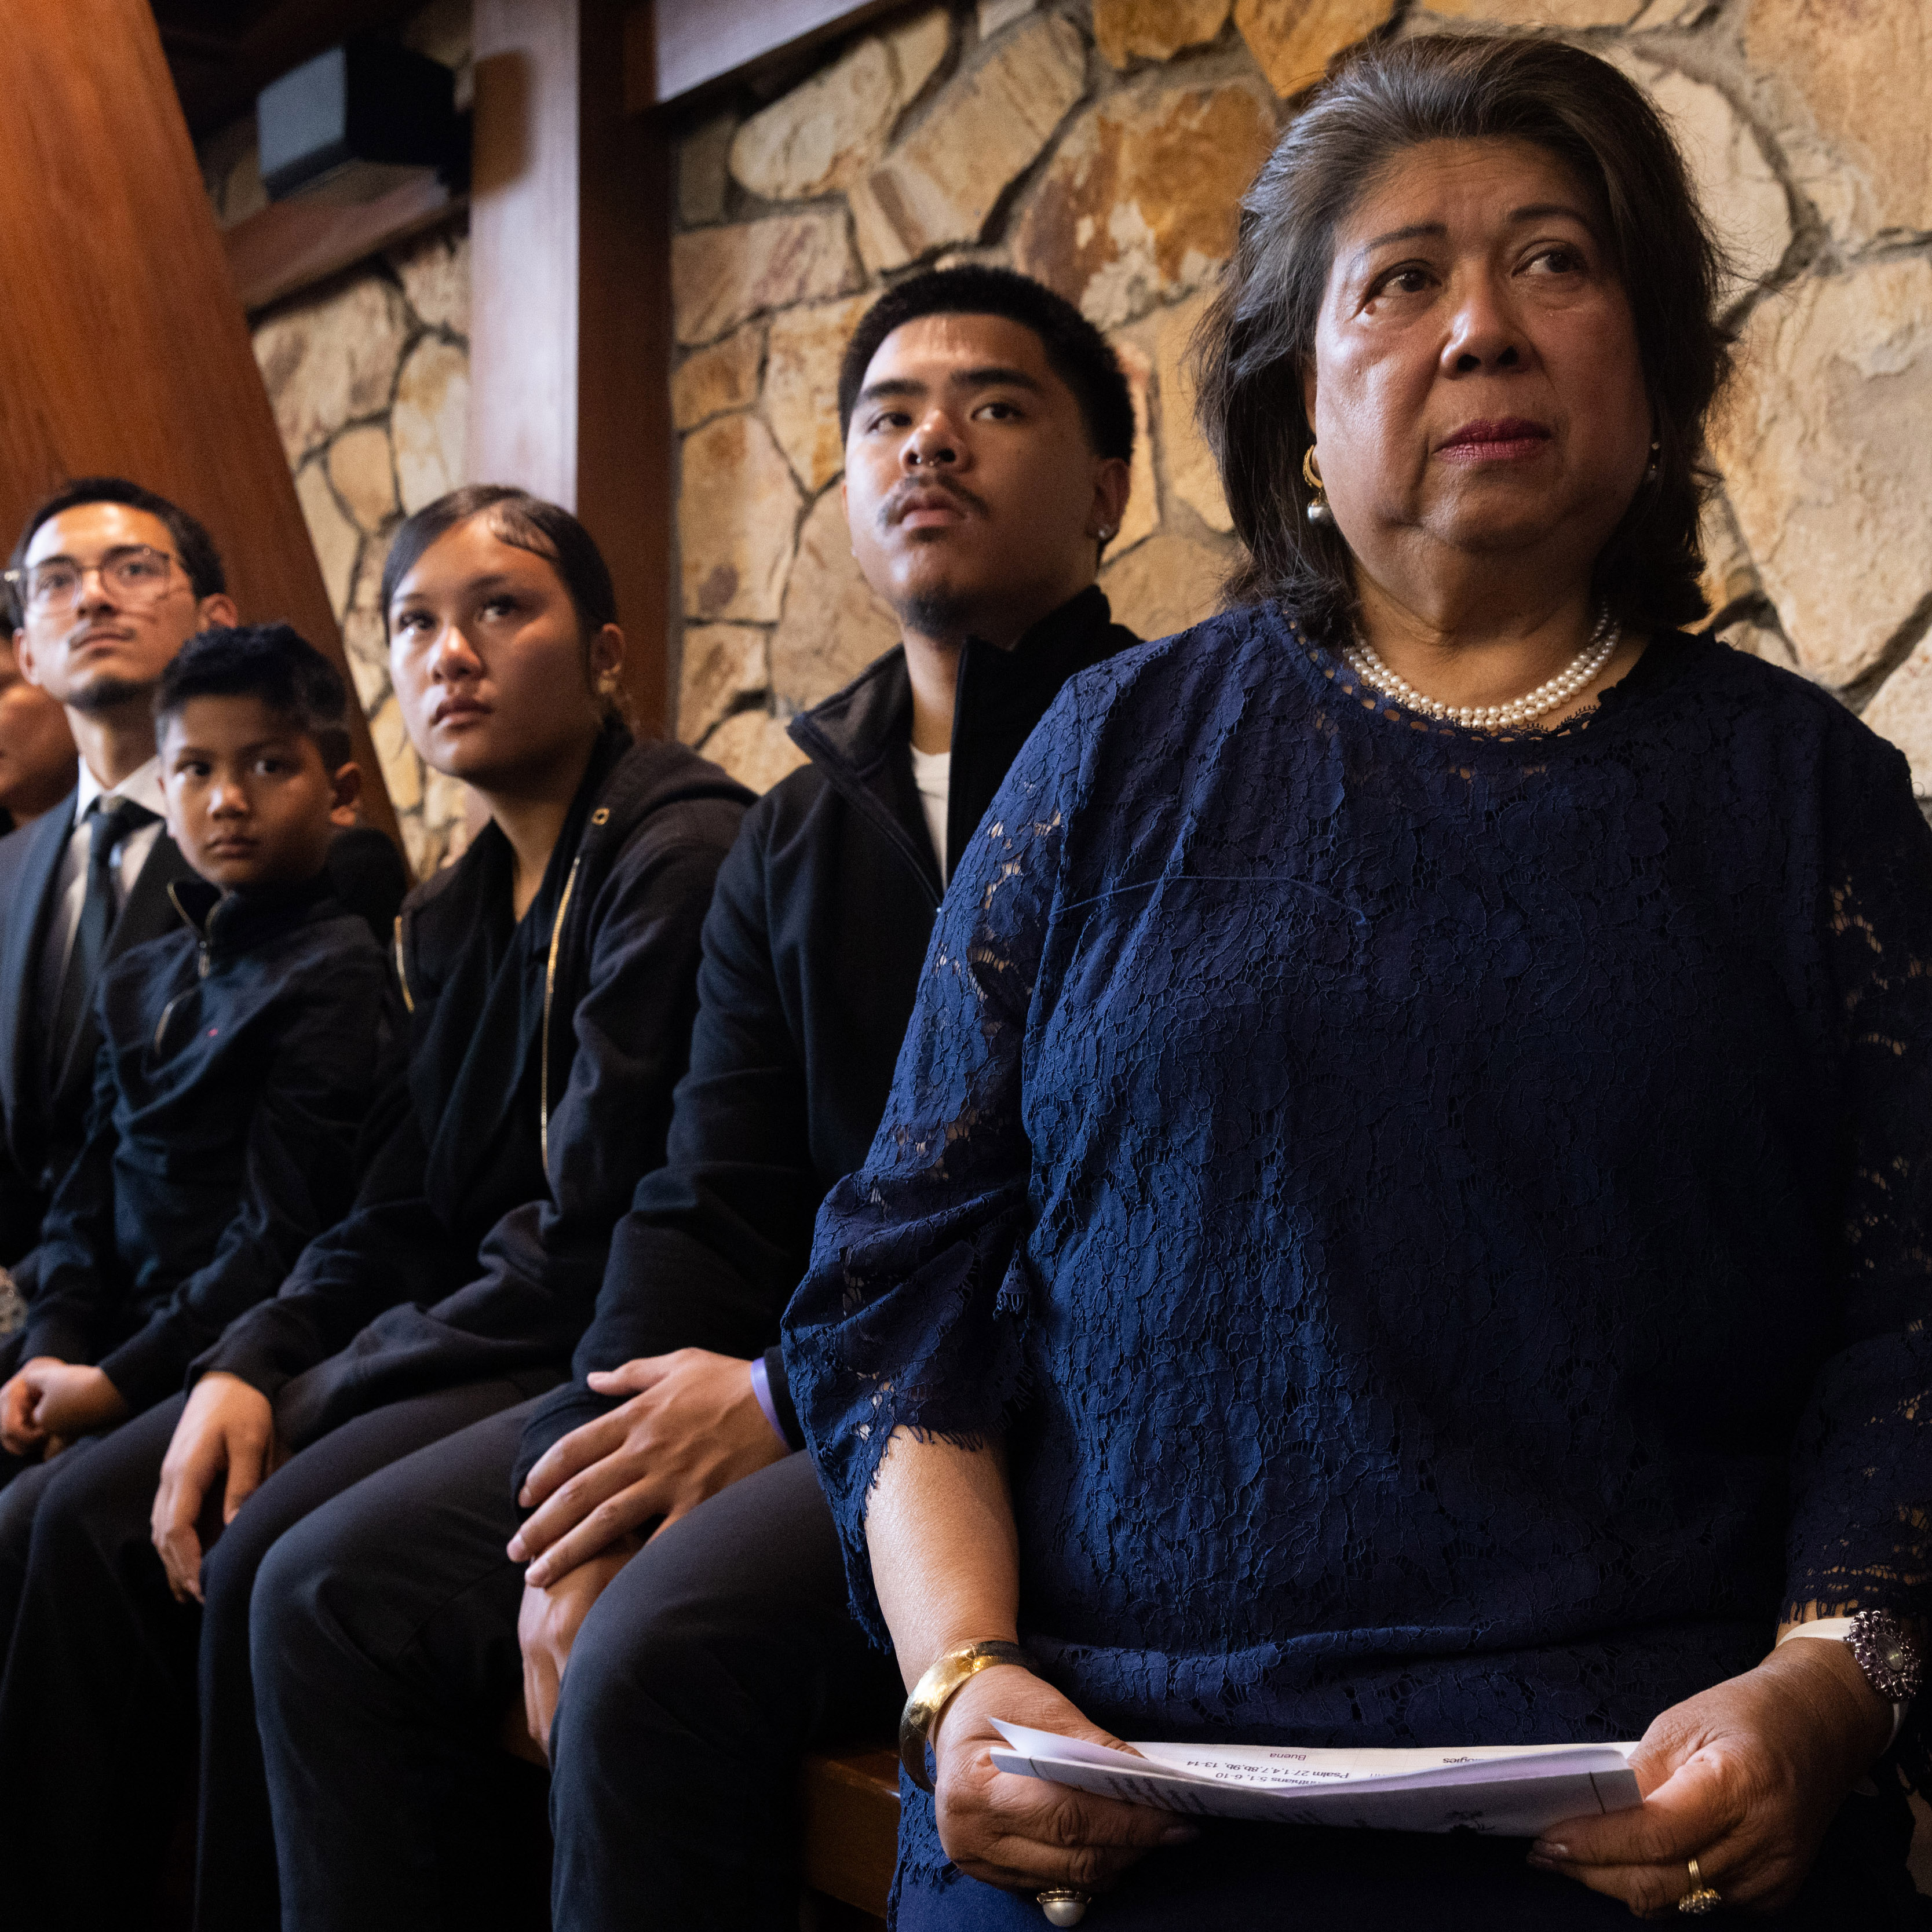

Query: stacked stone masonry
204,0,1932,809
669,0,1932,802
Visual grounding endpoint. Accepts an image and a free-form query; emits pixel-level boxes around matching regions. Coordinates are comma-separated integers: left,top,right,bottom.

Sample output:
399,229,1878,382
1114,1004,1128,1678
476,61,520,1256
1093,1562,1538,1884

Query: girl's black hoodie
195,724,750,1448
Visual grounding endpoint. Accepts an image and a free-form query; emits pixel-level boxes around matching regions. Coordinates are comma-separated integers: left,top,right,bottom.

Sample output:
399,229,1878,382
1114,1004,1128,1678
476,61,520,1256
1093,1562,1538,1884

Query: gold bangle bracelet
898,1639,1032,1792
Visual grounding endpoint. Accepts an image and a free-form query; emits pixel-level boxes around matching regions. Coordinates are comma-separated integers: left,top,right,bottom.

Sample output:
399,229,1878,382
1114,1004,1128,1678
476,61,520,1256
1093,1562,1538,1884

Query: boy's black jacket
0,819,406,1264
512,587,1138,1492
6,874,398,1409
195,727,750,1449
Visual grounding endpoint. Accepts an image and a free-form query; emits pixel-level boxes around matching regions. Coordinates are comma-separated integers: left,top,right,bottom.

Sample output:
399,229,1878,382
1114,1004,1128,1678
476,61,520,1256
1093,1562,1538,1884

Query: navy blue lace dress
784,605,1932,1928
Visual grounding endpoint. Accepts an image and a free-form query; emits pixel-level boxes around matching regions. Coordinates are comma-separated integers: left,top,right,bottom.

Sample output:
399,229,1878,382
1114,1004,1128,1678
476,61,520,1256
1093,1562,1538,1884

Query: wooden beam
0,0,404,859
625,0,900,113
470,0,671,737
223,173,462,314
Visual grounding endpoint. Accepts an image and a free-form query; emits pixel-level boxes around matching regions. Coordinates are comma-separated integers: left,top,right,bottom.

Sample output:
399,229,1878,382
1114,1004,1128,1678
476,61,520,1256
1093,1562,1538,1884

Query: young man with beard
0,480,405,1272
245,266,1145,1929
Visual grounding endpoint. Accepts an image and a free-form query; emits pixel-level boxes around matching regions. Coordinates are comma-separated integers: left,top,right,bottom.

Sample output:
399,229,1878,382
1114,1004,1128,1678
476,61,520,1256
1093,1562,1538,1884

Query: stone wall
669,0,1932,800
246,230,474,875
202,0,477,874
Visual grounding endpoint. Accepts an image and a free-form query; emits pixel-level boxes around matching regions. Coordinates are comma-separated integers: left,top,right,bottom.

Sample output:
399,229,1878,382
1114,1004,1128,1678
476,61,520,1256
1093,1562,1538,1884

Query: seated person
786,35,1932,1932
0,623,396,1601
0,636,74,834
0,488,748,1931
238,266,1140,1931
0,477,405,1270
0,638,73,1332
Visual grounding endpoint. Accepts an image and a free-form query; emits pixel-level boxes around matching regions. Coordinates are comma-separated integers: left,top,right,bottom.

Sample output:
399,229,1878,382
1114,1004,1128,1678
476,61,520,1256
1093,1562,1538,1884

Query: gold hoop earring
1302,445,1331,526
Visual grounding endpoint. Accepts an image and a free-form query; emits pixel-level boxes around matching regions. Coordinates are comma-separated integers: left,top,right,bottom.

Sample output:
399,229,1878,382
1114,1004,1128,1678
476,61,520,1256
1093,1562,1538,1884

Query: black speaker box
258,39,464,204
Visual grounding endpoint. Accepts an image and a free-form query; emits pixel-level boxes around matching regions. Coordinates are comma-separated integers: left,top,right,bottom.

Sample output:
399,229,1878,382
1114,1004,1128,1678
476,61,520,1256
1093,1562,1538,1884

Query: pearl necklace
1341,605,1619,732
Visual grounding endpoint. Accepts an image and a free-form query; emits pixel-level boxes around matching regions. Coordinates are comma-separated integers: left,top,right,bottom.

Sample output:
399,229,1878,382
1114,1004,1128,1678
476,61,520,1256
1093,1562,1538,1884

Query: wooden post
470,0,671,737
0,0,404,858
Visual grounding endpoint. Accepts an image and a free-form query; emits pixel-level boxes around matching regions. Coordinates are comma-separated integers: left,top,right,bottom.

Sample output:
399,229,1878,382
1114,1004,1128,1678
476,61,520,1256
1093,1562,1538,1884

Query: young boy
0,624,398,1532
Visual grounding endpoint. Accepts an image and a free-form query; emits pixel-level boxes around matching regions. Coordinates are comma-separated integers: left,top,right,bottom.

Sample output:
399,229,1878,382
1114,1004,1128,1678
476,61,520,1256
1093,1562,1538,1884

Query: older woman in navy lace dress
785,34,1931,1929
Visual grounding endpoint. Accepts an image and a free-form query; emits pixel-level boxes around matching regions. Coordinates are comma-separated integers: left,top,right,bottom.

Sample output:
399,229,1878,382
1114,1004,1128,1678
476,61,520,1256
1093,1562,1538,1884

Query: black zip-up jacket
512,587,1138,1492
194,728,750,1450
0,812,406,1265
5,874,398,1411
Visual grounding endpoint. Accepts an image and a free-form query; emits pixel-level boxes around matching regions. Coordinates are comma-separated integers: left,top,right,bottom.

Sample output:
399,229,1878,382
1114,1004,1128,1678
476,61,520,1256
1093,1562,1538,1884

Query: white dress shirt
36,753,169,1025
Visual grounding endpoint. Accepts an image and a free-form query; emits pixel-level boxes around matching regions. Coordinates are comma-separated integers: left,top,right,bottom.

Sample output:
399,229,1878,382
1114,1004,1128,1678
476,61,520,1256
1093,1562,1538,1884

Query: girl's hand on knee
0,1362,50,1457
151,1372,276,1603
24,1362,127,1443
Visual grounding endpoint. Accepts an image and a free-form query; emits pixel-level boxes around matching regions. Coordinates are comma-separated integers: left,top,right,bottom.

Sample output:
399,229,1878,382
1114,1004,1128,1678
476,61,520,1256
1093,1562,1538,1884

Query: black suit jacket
0,793,408,1265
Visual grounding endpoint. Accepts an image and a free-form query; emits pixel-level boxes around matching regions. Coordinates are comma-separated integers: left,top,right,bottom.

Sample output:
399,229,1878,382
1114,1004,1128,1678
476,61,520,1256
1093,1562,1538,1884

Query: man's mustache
879,475,990,526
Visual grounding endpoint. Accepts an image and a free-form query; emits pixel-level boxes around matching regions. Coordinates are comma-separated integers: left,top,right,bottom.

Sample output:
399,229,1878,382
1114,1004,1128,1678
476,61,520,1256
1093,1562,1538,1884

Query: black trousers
0,1375,549,1932
0,1423,121,1639
251,1420,898,1930
547,1449,901,1929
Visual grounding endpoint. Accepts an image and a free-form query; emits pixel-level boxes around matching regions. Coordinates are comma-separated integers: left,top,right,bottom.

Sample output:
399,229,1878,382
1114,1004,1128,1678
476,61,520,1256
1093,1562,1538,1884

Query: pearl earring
1302,445,1331,525
1646,437,1661,481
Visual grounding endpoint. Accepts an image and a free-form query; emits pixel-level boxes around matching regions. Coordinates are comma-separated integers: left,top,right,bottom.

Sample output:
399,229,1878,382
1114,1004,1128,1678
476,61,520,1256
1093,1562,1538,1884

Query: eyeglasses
3,545,182,615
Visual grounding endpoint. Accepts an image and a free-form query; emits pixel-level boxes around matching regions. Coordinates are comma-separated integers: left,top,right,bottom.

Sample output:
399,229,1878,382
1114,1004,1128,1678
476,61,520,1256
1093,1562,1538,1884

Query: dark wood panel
625,0,903,113
579,0,671,739
224,173,462,313
0,0,403,857
470,0,670,737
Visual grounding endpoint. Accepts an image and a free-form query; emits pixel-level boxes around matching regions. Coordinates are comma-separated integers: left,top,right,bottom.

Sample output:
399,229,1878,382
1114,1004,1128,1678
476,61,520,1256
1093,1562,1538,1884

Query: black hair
7,476,226,627
1195,32,1733,636
837,265,1135,464
155,623,353,772
380,485,618,639
378,485,626,721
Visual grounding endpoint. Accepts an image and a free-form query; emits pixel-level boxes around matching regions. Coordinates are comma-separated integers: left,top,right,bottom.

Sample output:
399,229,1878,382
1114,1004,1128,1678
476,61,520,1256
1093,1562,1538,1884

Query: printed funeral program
988,1721,1641,1837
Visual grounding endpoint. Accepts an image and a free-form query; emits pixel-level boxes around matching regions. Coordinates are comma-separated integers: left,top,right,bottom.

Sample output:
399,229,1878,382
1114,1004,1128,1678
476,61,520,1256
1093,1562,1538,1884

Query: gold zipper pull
540,856,584,1173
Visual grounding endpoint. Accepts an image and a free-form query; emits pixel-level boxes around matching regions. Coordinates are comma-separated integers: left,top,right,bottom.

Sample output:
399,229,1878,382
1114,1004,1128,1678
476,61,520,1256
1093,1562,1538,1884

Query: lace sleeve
1784,737,1932,1621
783,688,1088,1641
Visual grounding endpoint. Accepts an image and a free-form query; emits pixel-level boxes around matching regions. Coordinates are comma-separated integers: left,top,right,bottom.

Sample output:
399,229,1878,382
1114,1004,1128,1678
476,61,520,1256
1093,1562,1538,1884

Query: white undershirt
37,753,169,1022
910,746,951,886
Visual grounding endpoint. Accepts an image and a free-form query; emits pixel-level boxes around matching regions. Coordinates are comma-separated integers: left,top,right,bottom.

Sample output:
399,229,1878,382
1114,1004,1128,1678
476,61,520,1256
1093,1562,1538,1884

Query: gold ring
1678,1854,1721,1914
1038,1887,1091,1926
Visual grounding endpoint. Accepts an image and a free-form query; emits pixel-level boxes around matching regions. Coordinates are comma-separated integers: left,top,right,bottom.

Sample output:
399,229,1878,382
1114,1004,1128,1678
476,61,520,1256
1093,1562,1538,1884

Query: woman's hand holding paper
1528,1639,1893,1916
930,1667,1193,1897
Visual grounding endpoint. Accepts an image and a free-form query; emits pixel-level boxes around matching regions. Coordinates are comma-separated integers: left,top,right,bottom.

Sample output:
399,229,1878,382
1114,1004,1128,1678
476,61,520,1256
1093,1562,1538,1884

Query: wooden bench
798,1744,900,1929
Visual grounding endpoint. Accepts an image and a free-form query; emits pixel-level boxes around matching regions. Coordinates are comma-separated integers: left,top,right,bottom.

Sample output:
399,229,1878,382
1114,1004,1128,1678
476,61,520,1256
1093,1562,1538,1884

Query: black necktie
48,795,159,1078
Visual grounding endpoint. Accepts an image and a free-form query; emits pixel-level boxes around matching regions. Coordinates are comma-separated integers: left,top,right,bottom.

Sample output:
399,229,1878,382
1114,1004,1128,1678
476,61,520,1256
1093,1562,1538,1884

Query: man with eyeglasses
0,477,404,1281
